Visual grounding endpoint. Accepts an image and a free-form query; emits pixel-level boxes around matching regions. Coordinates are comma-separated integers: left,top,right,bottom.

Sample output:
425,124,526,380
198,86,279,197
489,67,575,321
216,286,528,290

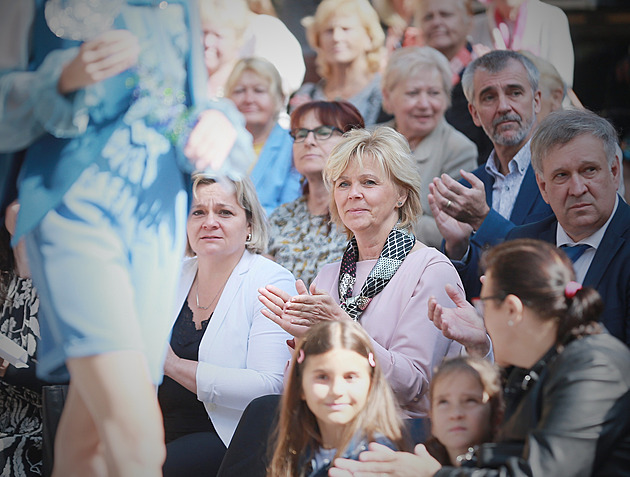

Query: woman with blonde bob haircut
160,173,295,476
225,58,302,215
260,127,464,419
290,0,387,125
324,126,423,237
380,46,478,248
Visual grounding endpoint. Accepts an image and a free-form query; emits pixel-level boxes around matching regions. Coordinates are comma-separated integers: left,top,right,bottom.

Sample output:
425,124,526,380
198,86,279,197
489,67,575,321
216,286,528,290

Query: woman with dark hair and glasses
331,238,630,477
267,100,365,287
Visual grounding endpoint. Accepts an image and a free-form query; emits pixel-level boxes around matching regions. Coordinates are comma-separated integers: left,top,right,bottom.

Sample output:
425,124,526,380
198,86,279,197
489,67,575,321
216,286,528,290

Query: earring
508,320,514,327
397,201,403,207
245,233,252,243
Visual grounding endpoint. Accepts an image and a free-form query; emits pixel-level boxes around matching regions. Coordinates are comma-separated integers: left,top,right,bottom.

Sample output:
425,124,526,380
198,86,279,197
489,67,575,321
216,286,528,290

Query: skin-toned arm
57,29,140,94
258,279,351,338
163,344,198,394
427,283,490,357
329,442,442,477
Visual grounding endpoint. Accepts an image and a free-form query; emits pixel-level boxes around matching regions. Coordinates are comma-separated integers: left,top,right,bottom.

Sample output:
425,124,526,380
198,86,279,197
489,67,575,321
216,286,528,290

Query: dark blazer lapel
510,165,538,224
584,200,630,288
472,166,494,206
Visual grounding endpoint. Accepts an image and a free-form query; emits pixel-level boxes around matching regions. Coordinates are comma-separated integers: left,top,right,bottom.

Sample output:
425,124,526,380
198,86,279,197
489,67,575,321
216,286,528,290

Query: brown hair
425,356,504,465
267,321,409,476
480,239,604,344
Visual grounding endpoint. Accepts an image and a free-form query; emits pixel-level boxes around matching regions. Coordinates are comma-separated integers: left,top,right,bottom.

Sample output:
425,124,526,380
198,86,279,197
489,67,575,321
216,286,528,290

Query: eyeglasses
472,295,504,317
290,125,343,143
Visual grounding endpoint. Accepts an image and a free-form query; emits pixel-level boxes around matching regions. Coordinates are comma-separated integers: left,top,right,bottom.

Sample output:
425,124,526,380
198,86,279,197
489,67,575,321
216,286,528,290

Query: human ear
468,102,482,128
504,294,524,326
535,172,550,205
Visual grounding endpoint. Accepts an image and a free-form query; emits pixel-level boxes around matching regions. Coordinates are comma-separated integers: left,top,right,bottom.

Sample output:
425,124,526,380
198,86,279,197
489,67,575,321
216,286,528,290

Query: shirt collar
557,195,619,249
484,140,531,179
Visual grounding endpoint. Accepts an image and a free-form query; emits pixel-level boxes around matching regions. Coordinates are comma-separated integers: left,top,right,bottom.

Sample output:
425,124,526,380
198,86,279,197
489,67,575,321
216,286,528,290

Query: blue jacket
506,197,630,346
251,122,301,216
453,162,553,299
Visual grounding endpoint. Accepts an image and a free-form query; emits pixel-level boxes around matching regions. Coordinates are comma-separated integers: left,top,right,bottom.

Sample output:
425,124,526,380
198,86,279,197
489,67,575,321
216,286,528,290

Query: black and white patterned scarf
338,225,415,321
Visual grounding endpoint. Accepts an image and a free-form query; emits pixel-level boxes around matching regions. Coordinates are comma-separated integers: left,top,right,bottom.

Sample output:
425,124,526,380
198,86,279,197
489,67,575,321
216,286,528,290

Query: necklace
195,278,224,311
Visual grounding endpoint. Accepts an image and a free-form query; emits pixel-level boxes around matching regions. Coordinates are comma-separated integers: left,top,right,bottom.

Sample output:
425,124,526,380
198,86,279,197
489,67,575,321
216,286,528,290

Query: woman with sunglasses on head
267,100,364,287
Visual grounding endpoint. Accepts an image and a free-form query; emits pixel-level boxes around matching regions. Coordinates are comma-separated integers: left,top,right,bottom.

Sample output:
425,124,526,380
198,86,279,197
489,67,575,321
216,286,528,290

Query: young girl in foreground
268,321,409,477
425,357,504,466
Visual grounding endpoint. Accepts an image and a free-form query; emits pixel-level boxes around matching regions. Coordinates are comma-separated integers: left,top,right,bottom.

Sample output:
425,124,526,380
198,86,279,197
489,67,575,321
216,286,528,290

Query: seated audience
427,50,553,300
415,0,494,164
470,0,574,88
331,239,630,476
381,45,478,248
158,174,295,477
260,126,465,420
225,58,301,216
290,0,388,125
267,101,363,287
506,109,630,345
0,201,46,477
268,321,410,477
424,357,504,467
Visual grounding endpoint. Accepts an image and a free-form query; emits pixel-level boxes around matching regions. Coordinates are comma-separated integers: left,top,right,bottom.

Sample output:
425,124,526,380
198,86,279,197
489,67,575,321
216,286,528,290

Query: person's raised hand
431,171,490,231
428,183,473,260
58,29,139,94
258,282,310,338
428,283,490,357
185,109,237,171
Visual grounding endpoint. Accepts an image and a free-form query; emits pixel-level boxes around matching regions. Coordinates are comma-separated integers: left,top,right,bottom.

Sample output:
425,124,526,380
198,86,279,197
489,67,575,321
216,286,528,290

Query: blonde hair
268,321,409,476
324,126,423,237
382,46,453,111
225,57,285,118
187,173,268,256
303,0,385,79
199,0,250,39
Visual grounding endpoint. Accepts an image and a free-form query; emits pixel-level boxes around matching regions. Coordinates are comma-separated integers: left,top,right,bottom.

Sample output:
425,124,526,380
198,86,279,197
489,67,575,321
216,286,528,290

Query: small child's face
301,348,372,448
430,370,493,461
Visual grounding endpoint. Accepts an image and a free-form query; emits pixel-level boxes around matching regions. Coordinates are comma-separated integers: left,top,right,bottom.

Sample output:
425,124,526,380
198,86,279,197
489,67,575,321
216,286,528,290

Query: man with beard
427,50,553,299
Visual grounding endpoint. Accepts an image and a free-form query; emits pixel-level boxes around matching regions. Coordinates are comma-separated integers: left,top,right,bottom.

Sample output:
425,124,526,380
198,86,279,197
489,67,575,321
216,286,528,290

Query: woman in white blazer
158,173,295,477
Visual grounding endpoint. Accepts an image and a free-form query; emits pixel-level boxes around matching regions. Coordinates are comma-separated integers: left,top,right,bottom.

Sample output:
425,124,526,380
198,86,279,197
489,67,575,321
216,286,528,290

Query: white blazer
174,251,295,446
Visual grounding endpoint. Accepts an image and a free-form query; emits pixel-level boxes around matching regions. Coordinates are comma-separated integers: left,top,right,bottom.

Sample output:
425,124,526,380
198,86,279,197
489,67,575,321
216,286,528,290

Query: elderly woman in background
290,0,388,125
415,0,493,164
260,127,464,418
267,100,364,287
225,58,301,216
381,46,477,248
332,239,630,476
158,174,294,477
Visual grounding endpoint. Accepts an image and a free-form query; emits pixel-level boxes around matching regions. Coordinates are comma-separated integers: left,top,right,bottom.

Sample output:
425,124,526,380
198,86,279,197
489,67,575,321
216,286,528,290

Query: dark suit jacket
452,160,553,300
506,197,630,345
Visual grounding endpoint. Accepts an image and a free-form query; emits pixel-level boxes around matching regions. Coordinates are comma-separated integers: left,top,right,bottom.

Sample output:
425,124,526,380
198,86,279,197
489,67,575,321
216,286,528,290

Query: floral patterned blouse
0,275,43,477
267,196,348,287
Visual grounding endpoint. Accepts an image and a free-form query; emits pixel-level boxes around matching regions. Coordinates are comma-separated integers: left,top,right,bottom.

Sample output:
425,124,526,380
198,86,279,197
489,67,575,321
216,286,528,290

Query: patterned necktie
560,244,591,263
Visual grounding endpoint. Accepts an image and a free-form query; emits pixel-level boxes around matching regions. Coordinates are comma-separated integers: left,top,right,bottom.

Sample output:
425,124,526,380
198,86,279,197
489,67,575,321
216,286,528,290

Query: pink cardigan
313,246,464,418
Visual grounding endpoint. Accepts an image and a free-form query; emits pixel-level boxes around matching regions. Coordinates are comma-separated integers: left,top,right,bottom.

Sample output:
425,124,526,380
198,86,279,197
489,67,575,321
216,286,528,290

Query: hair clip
297,349,305,364
368,352,376,368
565,281,582,299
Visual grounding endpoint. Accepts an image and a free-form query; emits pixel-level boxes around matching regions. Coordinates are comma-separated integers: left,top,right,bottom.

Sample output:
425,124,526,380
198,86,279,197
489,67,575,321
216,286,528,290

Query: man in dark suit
507,108,629,345
428,50,553,299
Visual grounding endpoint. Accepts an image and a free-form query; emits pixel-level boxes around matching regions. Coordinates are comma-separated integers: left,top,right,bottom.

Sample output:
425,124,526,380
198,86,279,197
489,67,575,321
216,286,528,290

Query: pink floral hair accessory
565,281,582,299
297,349,305,364
368,352,376,368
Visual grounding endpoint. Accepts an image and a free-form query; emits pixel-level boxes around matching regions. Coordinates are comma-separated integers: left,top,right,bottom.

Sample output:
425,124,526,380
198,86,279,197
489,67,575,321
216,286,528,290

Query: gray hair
324,126,423,237
187,173,269,256
462,50,539,104
530,109,619,175
382,46,453,109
